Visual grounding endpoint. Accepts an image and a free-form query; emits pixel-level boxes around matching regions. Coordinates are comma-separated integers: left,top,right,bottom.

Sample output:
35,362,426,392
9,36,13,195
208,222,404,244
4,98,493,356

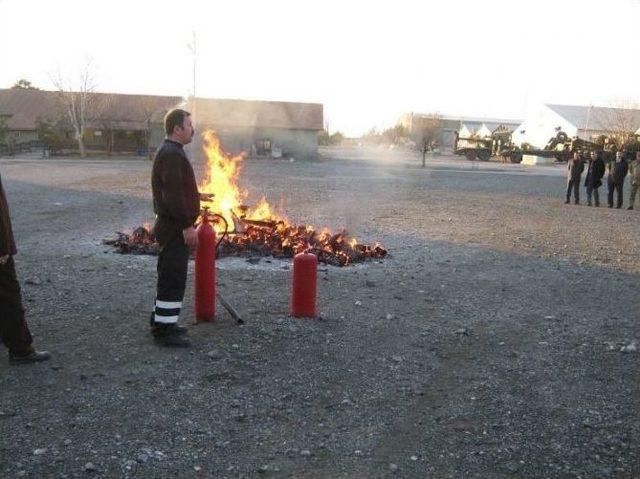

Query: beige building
0,89,324,159
0,88,181,155
186,97,323,160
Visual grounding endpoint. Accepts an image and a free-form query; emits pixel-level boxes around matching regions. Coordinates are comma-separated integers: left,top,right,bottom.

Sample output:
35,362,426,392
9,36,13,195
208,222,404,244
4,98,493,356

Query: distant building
0,89,324,159
0,88,181,154
187,97,323,160
512,103,640,149
399,112,522,150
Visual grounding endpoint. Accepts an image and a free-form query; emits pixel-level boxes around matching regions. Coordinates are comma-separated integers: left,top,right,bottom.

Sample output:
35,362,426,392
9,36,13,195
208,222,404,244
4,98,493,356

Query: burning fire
104,131,387,266
198,130,284,232
196,130,386,265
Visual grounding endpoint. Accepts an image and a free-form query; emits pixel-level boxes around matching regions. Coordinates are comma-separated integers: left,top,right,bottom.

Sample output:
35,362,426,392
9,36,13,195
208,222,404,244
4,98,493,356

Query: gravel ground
0,147,638,478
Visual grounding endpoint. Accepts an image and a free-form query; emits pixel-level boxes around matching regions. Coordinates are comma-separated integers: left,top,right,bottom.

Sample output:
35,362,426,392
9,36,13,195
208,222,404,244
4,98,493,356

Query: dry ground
0,147,638,478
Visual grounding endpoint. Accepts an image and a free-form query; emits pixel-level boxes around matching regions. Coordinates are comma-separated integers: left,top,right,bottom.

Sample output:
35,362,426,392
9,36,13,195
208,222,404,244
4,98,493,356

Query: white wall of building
512,105,577,148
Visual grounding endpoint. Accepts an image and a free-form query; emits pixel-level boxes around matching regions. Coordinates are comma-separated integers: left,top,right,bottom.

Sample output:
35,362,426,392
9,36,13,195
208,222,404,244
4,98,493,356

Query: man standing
150,109,211,347
607,150,629,209
0,172,50,364
584,150,605,207
627,151,640,210
565,152,584,205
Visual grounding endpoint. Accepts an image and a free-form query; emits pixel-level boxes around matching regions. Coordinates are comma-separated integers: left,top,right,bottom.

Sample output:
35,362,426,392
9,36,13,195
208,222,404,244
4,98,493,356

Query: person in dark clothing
0,173,50,364
150,108,212,347
627,151,640,210
607,151,629,209
584,150,605,207
565,152,584,204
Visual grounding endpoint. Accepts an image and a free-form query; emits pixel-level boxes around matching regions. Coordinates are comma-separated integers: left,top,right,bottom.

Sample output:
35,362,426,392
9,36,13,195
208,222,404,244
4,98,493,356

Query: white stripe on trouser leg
154,299,182,324
154,314,179,324
155,300,183,309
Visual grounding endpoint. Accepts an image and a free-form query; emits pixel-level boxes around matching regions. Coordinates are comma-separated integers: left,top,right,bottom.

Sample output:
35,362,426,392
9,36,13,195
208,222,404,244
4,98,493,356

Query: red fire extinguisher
291,251,318,318
195,208,227,322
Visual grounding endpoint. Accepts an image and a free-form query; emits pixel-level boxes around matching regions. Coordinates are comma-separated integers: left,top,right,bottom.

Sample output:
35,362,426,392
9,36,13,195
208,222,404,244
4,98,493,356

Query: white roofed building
512,103,640,149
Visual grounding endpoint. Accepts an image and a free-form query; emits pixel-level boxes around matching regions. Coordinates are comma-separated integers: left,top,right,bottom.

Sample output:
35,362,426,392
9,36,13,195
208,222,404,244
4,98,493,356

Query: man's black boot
152,324,191,347
627,206,634,210
9,349,51,364
150,312,187,335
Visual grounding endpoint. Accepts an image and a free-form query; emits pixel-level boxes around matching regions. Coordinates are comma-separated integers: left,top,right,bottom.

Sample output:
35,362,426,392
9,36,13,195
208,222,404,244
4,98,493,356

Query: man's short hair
164,108,191,136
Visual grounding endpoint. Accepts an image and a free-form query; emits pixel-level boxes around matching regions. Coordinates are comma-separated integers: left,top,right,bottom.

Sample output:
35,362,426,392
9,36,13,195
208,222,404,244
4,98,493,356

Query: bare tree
593,99,640,150
51,59,104,158
93,94,118,155
415,113,442,167
0,115,9,146
138,97,164,160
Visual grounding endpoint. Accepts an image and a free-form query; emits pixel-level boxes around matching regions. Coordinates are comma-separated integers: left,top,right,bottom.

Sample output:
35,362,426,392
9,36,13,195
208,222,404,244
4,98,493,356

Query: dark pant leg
593,187,600,206
573,179,580,203
616,183,624,208
608,181,615,207
629,183,638,206
0,257,33,353
586,185,593,204
154,234,190,324
566,180,574,202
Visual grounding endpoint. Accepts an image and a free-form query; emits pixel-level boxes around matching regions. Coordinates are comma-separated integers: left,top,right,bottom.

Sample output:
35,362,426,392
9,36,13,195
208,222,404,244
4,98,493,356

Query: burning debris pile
104,131,387,266
105,221,387,266
220,220,387,266
104,226,159,255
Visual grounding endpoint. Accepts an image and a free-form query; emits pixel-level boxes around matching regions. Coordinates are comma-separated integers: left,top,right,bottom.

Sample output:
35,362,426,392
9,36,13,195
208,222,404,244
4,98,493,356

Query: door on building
255,139,272,157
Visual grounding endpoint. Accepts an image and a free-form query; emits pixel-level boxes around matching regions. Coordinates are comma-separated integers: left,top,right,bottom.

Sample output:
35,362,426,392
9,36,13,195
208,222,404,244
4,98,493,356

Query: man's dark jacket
607,160,629,185
0,173,17,256
584,158,605,188
151,139,200,242
567,158,584,182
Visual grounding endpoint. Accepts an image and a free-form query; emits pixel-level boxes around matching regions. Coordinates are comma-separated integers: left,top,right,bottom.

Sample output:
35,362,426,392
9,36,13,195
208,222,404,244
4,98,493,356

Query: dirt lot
0,147,638,478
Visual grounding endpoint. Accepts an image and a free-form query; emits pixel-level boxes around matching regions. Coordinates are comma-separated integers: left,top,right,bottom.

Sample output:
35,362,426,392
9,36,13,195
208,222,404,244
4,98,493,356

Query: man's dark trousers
586,185,600,206
0,257,33,353
566,179,580,203
154,230,189,324
608,179,624,208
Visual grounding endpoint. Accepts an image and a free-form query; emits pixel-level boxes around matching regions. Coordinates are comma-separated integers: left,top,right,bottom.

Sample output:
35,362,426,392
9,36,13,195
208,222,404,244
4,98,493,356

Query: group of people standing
565,150,640,209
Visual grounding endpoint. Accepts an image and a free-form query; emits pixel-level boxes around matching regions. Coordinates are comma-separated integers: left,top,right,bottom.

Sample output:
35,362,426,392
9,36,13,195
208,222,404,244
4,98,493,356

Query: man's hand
183,226,198,248
0,254,10,265
199,192,215,202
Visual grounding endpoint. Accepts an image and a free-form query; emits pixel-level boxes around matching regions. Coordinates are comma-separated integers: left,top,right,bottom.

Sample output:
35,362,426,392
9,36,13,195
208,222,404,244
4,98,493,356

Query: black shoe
575,201,580,205
616,205,622,209
9,350,51,364
152,324,190,347
608,205,613,208
627,206,634,210
154,334,191,347
150,313,187,335
564,200,570,204
152,323,188,336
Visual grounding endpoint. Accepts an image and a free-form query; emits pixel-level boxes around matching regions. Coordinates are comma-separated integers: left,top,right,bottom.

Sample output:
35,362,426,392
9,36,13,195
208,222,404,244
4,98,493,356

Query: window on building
256,139,272,155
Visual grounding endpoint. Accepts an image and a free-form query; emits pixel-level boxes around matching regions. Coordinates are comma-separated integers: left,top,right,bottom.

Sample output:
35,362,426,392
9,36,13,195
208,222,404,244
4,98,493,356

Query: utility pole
187,31,197,98
187,31,197,118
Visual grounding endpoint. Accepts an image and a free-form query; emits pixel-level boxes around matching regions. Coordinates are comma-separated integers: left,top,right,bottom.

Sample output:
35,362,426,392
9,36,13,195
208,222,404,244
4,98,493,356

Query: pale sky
1,0,639,136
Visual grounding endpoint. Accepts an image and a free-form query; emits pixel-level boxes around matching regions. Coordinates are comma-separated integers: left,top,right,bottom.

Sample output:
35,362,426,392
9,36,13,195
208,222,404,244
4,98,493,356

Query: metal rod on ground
216,293,244,324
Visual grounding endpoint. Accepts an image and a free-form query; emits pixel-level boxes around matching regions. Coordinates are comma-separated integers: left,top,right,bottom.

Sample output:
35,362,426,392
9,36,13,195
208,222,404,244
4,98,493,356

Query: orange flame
199,130,246,230
199,130,287,231
193,130,387,265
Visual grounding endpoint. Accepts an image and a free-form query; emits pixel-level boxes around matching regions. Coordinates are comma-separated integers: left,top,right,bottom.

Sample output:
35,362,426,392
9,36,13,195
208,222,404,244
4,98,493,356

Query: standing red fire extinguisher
291,251,318,318
195,208,220,322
